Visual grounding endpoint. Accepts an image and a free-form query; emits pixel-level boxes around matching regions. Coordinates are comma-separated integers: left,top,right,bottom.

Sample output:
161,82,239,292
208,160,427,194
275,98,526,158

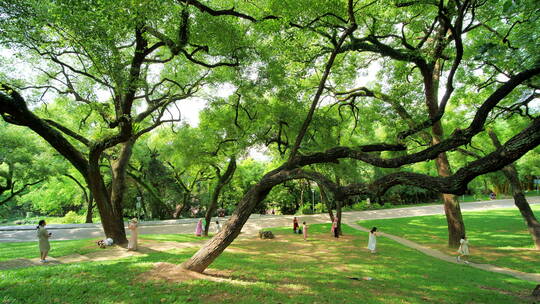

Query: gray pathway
344,221,540,283
1,197,538,242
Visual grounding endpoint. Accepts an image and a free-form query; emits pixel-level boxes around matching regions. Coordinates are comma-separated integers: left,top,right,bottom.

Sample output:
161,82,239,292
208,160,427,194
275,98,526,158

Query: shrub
300,204,314,215
61,211,85,224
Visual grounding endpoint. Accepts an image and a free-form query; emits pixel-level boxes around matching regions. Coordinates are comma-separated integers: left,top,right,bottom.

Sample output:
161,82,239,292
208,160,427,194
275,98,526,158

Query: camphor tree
0,0,258,243
0,121,48,206
180,0,540,272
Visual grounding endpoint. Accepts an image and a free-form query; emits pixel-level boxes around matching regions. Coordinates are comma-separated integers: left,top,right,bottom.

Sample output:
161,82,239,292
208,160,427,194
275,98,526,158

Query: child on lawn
367,227,377,253
457,235,470,264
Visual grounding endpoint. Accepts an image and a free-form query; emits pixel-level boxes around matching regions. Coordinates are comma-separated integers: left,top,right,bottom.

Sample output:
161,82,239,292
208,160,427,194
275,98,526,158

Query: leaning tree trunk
204,157,236,236
489,130,540,249
182,168,300,272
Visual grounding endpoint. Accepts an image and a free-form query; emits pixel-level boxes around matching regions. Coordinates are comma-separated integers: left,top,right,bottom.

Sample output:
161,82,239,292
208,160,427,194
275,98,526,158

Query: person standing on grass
302,222,308,241
37,220,51,263
195,219,203,236
331,216,339,238
457,235,470,264
293,217,299,234
127,218,139,251
215,220,222,233
367,227,377,253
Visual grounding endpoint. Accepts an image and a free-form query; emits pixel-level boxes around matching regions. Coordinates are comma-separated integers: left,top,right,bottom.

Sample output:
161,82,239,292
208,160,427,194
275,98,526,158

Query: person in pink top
195,219,203,236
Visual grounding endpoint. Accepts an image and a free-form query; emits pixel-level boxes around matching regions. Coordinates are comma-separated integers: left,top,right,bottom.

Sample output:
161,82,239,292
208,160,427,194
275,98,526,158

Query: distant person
215,220,222,233
303,222,308,241
367,227,378,253
127,218,139,251
489,192,496,200
36,220,51,263
331,217,339,238
293,217,299,234
457,235,470,264
195,219,203,236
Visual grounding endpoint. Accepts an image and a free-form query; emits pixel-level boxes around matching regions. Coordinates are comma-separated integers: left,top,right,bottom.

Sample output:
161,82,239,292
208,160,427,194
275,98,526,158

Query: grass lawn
0,234,207,263
0,238,102,262
359,205,540,273
0,224,537,304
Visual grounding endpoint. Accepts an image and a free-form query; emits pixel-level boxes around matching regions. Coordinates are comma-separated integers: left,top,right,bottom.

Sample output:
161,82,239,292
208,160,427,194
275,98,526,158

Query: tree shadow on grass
0,226,536,304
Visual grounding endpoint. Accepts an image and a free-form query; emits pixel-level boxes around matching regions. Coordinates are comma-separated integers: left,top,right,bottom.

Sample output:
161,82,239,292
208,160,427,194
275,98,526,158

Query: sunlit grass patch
360,204,540,273
0,224,537,303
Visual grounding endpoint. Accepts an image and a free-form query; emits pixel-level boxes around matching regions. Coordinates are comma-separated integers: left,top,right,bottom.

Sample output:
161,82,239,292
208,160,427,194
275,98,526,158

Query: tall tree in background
0,0,254,242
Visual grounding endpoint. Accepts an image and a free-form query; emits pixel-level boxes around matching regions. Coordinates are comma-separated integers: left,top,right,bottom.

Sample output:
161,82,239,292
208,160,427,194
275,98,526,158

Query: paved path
1,197,538,242
343,221,540,283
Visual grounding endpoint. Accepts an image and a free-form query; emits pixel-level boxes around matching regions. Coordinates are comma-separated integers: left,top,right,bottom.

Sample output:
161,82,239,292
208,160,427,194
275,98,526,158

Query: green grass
0,224,537,303
360,205,540,273
0,238,101,262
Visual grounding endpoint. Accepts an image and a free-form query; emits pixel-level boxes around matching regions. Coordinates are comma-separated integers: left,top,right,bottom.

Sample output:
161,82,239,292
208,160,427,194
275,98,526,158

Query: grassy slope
360,205,540,273
0,224,536,304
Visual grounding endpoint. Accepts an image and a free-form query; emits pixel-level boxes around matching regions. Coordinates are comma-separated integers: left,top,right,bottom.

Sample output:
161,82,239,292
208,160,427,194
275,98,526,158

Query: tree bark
318,183,334,222
204,157,236,236
422,57,465,248
88,149,127,244
85,194,94,223
489,130,540,249
182,167,304,272
336,199,343,236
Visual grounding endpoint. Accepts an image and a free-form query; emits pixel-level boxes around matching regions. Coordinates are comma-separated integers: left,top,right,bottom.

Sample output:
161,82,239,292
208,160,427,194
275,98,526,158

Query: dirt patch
478,285,535,302
137,262,251,285
276,283,311,295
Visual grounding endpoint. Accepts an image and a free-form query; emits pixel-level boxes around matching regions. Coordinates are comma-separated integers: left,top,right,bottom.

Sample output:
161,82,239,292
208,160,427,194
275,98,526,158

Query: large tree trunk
182,168,300,272
422,58,465,248
182,183,272,272
204,157,236,236
88,150,127,244
489,130,540,249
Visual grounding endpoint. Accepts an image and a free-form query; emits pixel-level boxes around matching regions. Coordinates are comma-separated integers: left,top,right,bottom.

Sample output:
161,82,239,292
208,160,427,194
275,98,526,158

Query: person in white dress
367,227,378,253
457,235,470,264
127,218,139,251
215,220,222,233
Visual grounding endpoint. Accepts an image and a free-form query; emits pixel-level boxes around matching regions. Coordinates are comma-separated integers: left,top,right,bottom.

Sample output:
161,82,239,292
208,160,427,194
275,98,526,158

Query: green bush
299,204,314,215
61,211,86,224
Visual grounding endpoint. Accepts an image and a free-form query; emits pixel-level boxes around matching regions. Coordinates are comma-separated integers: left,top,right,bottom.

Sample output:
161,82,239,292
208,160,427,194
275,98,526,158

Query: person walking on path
302,222,308,241
367,227,378,253
195,219,203,236
127,218,139,251
293,217,299,234
457,235,470,264
37,220,51,263
331,217,339,238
